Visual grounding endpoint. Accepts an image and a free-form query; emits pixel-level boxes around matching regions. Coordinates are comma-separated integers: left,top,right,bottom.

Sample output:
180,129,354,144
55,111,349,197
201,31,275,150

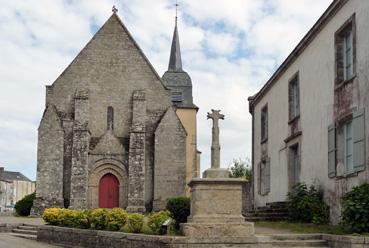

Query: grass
255,221,349,235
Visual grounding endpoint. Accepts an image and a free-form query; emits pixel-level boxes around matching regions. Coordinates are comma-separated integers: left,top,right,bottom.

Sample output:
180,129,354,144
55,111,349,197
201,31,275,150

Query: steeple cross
112,5,118,14
175,0,179,23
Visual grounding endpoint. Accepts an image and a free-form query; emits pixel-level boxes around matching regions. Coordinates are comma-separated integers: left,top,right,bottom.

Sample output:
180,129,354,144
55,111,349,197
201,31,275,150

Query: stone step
244,212,288,218
244,216,288,222
9,232,37,241
267,201,288,207
272,234,323,241
12,228,37,235
256,206,288,212
18,225,37,230
272,240,328,247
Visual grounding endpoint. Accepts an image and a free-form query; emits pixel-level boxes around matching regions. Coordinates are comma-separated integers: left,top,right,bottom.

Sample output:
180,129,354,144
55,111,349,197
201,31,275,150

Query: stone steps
11,224,37,240
272,240,328,247
245,201,289,222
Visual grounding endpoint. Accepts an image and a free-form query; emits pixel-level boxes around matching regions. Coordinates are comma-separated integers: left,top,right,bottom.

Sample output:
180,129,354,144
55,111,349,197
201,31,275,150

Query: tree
228,158,251,180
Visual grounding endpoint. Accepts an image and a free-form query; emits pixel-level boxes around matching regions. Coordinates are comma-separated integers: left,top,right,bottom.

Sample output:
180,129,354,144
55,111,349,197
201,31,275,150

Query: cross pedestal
183,110,254,239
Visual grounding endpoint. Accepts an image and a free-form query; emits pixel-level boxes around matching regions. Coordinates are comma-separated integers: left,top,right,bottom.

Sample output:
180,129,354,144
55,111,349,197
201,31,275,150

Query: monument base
184,178,254,238
183,222,254,238
202,168,229,178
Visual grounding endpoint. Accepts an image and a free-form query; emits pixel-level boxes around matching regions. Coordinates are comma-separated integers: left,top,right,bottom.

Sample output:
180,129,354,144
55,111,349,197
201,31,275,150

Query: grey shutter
265,159,271,194
353,109,366,172
257,162,261,195
328,124,336,178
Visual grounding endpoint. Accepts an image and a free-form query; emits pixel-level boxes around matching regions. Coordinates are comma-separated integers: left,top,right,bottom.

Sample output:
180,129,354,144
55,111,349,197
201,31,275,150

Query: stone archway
88,159,128,209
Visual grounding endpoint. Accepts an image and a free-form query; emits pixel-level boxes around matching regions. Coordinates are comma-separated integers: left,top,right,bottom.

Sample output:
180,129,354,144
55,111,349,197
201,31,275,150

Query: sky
0,0,333,180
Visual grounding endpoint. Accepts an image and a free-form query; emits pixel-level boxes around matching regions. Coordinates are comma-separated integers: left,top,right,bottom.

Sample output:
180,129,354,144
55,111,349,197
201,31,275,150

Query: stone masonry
32,11,191,214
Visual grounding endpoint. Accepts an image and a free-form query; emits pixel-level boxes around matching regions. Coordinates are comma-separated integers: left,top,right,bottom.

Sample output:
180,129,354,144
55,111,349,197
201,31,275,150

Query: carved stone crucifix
207,109,224,169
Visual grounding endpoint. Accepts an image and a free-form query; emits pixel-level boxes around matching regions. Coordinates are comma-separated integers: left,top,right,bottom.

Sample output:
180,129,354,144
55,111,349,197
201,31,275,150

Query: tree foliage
228,158,251,180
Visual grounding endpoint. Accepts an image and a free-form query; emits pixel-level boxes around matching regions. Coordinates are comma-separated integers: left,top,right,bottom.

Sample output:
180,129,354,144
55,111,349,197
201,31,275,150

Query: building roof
248,0,346,110
0,168,32,182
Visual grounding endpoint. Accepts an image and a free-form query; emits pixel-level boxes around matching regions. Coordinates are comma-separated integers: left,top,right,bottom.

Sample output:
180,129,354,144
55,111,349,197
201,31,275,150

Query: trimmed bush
166,196,190,230
106,208,128,231
43,208,63,225
342,184,369,233
148,210,171,234
89,208,109,230
287,183,329,224
14,192,35,216
126,213,144,233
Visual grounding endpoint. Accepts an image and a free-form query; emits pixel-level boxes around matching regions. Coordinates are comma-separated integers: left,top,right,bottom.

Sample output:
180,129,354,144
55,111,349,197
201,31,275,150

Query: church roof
168,18,183,72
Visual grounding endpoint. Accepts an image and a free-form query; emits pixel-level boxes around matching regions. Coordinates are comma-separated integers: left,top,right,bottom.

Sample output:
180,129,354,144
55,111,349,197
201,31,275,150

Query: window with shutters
328,109,366,178
289,73,300,121
335,14,356,84
288,144,300,189
261,105,268,143
344,121,353,173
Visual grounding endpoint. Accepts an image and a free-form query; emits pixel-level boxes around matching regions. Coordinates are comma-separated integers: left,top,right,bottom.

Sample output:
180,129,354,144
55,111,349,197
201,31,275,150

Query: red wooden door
99,173,119,208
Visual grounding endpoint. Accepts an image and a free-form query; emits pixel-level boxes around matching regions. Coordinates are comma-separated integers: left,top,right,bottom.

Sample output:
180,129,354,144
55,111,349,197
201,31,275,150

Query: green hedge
14,192,35,216
166,196,190,230
287,183,329,224
342,184,369,233
43,208,171,235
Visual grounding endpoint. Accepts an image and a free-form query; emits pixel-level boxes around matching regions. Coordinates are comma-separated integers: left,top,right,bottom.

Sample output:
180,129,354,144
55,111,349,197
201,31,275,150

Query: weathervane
112,5,118,14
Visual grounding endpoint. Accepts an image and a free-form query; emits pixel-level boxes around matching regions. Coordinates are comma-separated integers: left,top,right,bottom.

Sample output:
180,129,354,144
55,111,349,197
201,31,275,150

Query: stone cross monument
207,109,224,169
203,109,229,178
183,109,255,239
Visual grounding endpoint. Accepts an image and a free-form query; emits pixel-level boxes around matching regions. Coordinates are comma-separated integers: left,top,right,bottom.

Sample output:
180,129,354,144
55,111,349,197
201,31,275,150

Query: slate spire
168,17,183,72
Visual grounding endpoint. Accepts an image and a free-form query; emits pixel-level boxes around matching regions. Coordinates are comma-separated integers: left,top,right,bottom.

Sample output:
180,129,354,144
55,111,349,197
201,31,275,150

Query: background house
0,167,35,212
248,0,369,224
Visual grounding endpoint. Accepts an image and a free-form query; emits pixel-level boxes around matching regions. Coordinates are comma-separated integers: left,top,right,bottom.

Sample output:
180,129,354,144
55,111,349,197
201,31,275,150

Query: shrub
126,213,144,233
106,208,128,231
89,208,109,230
287,183,329,224
148,210,172,234
166,196,190,230
341,184,369,233
43,208,63,225
14,192,36,216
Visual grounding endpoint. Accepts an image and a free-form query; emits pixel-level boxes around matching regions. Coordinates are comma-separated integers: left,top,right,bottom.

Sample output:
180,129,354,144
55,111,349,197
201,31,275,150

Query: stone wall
37,225,268,248
153,107,187,210
242,181,253,214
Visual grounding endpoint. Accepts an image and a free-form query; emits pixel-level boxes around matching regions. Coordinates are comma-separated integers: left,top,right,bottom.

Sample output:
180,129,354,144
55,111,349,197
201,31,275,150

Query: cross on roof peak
112,5,118,14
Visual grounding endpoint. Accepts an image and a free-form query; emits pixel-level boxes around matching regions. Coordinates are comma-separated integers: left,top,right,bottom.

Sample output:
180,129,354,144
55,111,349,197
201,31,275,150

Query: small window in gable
107,106,114,130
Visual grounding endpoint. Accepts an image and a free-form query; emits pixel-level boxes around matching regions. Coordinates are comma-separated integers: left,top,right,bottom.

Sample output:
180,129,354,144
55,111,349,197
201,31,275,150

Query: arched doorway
99,173,119,208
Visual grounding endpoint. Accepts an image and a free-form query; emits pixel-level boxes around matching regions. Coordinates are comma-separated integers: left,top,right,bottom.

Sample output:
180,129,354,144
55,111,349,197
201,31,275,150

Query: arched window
107,106,114,130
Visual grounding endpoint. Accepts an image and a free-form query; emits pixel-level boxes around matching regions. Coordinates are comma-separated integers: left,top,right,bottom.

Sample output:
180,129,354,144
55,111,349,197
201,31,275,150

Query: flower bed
42,208,173,235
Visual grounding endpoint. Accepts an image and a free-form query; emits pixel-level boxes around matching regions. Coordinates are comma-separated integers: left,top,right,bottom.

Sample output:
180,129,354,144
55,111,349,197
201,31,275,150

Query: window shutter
353,109,366,172
265,159,271,194
328,124,336,178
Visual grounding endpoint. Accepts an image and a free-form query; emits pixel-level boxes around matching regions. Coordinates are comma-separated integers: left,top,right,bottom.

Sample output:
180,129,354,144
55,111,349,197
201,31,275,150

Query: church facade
32,11,198,215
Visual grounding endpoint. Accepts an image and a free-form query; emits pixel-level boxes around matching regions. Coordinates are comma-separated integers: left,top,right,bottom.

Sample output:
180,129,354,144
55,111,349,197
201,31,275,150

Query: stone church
32,10,199,215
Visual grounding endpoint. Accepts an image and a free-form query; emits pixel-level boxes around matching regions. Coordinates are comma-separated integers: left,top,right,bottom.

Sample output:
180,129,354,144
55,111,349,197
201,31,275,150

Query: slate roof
0,170,32,182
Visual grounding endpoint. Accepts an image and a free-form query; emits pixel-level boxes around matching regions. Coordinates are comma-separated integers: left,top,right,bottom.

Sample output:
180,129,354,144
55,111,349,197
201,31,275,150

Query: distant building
0,167,35,212
248,0,369,223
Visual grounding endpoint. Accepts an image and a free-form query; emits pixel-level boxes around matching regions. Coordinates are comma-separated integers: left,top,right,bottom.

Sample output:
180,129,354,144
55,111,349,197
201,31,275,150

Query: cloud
0,0,332,180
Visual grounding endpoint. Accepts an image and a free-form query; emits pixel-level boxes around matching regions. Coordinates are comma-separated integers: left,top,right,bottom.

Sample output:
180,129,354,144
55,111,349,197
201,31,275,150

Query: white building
248,0,369,223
